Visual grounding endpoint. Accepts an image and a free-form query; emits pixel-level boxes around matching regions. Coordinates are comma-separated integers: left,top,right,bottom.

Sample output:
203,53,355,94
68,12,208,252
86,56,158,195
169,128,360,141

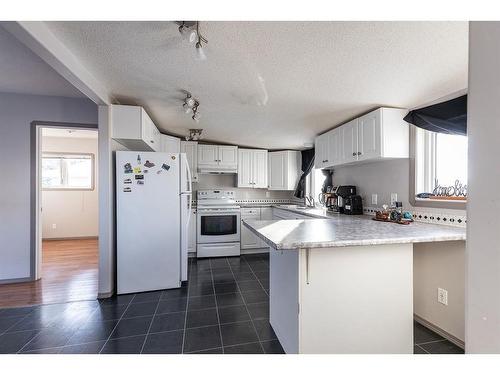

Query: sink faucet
304,196,315,207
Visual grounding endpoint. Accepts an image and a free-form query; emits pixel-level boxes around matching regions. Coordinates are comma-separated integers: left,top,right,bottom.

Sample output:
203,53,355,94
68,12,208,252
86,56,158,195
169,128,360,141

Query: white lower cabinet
260,207,273,220
272,208,314,220
188,209,196,254
241,207,268,250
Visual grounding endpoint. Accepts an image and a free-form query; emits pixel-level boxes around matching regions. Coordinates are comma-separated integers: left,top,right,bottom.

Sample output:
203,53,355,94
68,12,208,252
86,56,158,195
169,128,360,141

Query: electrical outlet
390,193,398,206
371,194,378,205
265,191,270,198
438,288,448,305
52,223,57,229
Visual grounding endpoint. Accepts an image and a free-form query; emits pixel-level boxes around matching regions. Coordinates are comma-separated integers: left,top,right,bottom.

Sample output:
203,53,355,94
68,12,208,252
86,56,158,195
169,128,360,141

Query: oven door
197,209,241,244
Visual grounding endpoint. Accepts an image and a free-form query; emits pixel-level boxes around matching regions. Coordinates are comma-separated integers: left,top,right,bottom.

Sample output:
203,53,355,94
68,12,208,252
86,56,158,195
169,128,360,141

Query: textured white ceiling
0,26,84,98
45,21,468,149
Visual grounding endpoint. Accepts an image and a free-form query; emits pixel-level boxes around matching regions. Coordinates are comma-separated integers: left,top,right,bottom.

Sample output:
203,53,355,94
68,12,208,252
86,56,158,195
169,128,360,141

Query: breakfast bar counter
242,212,466,354
243,215,466,250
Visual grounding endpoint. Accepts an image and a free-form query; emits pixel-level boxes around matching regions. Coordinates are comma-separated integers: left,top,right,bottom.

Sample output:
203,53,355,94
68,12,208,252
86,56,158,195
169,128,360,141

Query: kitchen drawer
197,242,240,258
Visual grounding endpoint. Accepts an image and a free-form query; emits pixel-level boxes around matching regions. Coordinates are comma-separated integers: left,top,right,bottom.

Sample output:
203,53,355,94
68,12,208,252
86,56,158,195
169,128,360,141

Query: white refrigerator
116,151,192,294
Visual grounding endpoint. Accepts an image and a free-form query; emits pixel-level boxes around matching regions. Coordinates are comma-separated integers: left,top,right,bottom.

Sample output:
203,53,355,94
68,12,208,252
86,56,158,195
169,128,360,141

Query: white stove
196,190,241,258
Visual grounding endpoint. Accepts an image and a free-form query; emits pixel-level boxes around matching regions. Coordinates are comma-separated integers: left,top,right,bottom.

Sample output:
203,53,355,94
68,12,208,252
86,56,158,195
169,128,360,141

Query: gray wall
466,22,500,353
0,92,97,281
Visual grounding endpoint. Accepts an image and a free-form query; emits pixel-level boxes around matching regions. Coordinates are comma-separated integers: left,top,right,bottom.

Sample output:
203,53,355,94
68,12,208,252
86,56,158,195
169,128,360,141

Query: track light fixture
177,21,208,60
183,92,201,122
178,21,197,43
185,129,203,141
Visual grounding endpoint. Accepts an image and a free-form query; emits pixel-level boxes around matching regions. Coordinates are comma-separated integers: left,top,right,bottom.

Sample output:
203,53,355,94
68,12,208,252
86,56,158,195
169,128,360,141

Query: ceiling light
185,95,196,108
192,111,201,123
178,22,197,43
185,129,203,141
182,92,201,122
183,103,192,114
195,41,207,61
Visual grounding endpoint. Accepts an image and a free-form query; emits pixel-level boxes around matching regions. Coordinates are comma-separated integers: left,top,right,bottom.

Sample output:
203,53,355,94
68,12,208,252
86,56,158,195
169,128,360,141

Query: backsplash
194,173,295,200
363,206,467,228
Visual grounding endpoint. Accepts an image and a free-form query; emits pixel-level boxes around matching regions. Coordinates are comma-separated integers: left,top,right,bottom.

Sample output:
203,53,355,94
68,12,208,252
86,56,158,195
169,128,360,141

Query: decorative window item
413,127,467,204
41,153,95,190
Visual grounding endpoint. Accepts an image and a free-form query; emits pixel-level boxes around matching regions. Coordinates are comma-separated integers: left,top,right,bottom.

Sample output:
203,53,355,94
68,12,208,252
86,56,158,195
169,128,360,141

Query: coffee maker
334,185,357,213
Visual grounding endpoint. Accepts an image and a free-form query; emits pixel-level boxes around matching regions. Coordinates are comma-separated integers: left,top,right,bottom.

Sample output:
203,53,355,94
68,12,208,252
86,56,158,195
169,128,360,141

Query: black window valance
403,95,467,136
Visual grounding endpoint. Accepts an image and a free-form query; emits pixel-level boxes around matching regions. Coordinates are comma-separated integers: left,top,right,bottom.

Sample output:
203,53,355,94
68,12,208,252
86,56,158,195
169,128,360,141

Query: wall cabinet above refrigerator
111,105,161,151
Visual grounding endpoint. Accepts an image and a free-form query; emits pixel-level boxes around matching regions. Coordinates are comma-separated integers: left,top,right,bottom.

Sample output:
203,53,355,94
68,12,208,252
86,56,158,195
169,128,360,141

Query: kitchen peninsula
243,207,466,354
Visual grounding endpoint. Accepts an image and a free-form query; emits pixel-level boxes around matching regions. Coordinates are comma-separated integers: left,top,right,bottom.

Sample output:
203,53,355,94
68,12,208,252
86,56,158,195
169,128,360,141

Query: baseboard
0,276,33,285
241,248,269,255
43,236,99,241
413,314,465,349
97,291,114,299
188,249,269,257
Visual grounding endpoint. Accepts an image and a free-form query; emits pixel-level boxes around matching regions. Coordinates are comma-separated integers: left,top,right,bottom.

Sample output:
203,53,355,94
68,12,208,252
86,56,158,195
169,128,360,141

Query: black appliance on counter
344,195,363,215
335,185,357,213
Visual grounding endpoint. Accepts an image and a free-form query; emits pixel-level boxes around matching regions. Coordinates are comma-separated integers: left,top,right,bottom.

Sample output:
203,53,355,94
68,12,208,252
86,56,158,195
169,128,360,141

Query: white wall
330,158,465,340
466,22,500,353
0,92,97,281
414,241,465,342
41,135,98,239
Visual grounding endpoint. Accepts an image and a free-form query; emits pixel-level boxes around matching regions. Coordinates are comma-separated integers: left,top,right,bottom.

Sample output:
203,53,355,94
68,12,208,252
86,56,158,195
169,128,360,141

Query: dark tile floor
0,253,464,354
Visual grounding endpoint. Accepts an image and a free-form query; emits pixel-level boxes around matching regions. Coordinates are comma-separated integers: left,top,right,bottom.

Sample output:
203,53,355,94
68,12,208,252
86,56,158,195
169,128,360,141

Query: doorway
0,123,99,308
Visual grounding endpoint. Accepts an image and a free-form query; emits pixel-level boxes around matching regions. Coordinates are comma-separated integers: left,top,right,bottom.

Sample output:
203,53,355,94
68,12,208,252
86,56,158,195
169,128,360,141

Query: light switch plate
371,194,378,205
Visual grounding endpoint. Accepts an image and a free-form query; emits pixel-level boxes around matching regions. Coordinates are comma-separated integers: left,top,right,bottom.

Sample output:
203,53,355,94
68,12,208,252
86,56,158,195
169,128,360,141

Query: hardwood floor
0,239,98,308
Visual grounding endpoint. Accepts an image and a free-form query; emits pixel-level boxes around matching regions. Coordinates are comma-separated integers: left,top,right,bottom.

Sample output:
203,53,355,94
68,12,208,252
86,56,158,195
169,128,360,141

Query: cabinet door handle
151,140,154,143
352,152,356,156
357,152,362,155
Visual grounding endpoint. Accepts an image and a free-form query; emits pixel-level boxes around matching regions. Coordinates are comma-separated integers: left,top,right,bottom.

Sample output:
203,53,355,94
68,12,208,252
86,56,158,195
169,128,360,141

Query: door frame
30,121,98,280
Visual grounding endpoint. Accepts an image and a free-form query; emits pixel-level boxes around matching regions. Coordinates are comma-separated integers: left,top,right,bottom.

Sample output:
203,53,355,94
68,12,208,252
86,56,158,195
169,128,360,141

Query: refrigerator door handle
181,153,193,194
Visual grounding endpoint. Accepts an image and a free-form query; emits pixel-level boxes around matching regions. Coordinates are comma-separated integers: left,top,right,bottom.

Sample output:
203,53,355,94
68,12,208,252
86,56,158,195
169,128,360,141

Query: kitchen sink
278,204,308,209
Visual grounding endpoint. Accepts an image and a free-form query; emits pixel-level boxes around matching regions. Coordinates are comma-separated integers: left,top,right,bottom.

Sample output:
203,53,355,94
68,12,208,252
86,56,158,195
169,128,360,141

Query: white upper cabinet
314,133,329,169
268,151,301,190
111,105,161,151
357,110,381,161
340,119,359,164
197,144,238,173
315,126,343,168
217,146,238,168
315,107,409,168
238,149,268,188
198,144,218,165
180,141,198,183
160,134,180,153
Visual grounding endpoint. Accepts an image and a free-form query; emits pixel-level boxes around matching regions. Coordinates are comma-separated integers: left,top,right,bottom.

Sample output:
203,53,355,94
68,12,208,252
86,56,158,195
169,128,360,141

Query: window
414,127,467,203
305,168,327,206
41,153,95,190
